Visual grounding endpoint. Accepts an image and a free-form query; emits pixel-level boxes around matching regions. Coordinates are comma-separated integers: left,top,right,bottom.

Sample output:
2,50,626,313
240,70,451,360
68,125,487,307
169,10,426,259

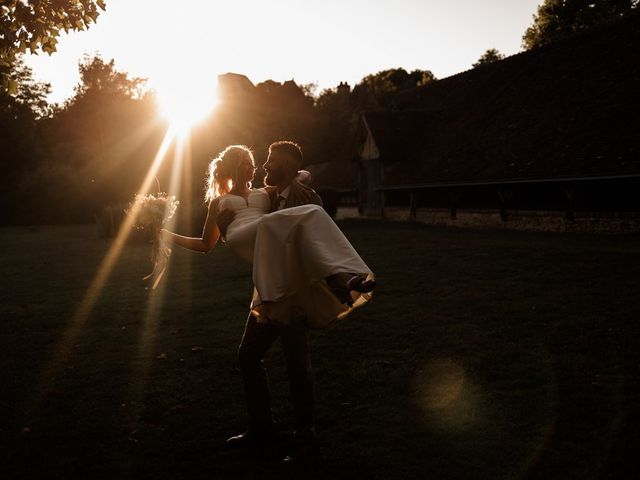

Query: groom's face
263,150,295,186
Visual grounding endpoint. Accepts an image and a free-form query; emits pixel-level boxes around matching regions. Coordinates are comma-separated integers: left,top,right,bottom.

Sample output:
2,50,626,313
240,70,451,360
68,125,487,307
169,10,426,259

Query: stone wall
338,206,640,234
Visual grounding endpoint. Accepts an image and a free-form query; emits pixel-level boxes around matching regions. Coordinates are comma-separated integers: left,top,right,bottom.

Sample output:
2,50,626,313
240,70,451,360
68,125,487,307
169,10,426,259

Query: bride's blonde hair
204,145,254,203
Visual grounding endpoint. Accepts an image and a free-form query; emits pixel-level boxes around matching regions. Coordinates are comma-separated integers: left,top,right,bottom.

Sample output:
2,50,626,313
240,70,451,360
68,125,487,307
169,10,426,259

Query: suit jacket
268,181,323,212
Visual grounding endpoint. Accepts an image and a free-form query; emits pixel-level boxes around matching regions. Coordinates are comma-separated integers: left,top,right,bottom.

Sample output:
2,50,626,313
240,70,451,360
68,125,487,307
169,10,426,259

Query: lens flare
154,78,218,137
413,359,481,432
29,128,176,413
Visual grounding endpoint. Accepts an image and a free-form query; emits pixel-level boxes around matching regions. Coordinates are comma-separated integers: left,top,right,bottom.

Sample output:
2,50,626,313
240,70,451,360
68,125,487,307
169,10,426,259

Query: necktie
276,195,285,210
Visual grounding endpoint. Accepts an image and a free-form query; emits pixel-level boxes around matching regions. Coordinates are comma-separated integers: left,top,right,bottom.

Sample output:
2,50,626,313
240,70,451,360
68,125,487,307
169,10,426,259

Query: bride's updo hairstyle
205,145,254,203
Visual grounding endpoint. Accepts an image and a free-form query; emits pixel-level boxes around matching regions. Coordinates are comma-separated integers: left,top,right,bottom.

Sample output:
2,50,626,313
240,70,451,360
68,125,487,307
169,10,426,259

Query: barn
314,14,640,232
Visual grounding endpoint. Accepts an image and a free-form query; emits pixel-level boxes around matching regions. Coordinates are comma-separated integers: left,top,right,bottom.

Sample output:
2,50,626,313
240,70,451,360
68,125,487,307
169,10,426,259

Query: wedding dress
218,188,374,327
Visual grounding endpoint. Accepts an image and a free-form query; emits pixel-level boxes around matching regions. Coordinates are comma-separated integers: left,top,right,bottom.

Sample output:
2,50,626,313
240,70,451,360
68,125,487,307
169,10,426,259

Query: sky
24,0,542,104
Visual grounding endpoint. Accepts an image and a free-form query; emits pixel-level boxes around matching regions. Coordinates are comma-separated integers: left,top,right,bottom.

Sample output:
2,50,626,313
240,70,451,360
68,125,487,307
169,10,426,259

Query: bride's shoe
327,273,376,307
347,274,376,295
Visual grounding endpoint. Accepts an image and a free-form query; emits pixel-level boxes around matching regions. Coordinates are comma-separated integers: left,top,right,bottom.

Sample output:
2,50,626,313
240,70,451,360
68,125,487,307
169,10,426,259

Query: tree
523,0,639,49
37,54,156,218
300,82,318,99
358,68,436,109
0,57,52,223
473,48,505,68
1,0,106,92
316,87,347,114
70,54,146,100
0,56,52,119
56,55,149,166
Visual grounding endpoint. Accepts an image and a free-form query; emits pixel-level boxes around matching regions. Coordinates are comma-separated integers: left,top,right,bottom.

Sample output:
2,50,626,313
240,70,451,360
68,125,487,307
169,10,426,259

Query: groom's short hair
269,141,303,167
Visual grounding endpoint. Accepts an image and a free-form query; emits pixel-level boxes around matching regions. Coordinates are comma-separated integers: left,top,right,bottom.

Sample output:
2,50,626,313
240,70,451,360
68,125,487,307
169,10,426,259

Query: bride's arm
160,198,221,253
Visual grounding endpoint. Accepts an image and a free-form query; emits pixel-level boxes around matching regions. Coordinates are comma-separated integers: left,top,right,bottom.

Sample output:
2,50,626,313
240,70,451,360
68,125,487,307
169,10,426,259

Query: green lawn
1,221,638,479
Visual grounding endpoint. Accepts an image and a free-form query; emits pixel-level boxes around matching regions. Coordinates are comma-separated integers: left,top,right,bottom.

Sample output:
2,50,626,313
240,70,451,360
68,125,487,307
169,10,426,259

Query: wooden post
565,187,576,222
409,191,417,222
498,189,513,222
449,191,461,220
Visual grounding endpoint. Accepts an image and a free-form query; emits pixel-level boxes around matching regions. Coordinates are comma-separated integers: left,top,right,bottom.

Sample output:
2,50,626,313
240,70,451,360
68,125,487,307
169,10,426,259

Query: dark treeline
0,54,435,228
0,0,639,229
5,1,636,228
2,56,159,226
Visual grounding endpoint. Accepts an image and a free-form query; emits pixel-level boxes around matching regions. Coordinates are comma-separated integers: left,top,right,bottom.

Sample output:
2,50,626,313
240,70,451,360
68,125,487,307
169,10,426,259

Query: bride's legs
254,204,375,303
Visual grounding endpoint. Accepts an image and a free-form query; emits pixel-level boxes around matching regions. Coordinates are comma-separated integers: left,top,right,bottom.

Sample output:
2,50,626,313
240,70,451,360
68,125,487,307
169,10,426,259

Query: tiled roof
366,13,640,187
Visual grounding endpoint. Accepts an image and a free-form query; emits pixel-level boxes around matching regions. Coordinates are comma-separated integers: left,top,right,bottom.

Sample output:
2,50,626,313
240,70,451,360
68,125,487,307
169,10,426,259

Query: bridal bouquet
126,192,179,289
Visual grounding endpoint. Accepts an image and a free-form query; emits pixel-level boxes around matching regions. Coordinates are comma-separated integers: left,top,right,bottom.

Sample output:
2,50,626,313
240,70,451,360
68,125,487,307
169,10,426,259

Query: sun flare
154,78,219,136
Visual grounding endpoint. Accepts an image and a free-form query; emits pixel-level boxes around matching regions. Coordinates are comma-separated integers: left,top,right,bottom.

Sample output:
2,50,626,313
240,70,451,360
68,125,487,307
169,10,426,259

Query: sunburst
154,76,219,137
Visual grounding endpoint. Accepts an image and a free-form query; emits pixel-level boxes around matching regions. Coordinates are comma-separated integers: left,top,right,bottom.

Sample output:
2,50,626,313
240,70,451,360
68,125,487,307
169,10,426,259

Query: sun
154,77,219,137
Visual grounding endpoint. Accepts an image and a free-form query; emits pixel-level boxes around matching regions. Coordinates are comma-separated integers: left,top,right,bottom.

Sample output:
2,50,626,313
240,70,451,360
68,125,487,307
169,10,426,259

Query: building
342,14,640,232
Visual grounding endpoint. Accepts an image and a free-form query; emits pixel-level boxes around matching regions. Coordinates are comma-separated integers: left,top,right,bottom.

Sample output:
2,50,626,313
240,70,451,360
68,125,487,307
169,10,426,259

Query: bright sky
24,0,542,104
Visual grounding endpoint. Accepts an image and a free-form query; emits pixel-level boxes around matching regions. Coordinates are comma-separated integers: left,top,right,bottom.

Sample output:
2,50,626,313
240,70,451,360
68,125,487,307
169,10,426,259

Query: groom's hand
216,209,235,238
289,180,322,207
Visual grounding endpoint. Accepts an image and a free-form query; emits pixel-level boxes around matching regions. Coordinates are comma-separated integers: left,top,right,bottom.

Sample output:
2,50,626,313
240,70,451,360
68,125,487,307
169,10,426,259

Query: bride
161,144,375,327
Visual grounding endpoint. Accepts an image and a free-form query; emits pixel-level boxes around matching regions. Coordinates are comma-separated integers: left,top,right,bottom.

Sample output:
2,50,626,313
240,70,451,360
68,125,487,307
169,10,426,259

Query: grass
1,221,638,479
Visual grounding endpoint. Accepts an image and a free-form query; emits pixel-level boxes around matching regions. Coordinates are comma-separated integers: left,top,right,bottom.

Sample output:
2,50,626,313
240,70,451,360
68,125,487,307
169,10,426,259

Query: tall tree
0,57,52,119
473,48,505,68
71,54,146,100
0,57,52,223
58,55,149,162
358,68,436,109
36,54,156,220
523,0,639,49
1,0,106,92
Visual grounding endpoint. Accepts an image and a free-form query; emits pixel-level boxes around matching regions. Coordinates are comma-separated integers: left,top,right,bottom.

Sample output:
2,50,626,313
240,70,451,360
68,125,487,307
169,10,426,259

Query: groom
217,141,322,463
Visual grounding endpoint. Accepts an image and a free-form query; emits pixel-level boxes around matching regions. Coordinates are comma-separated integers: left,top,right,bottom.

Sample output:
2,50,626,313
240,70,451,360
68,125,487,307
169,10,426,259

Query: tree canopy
358,68,436,109
523,0,639,49
473,48,505,68
1,0,106,92
70,55,147,101
1,59,445,225
0,57,51,119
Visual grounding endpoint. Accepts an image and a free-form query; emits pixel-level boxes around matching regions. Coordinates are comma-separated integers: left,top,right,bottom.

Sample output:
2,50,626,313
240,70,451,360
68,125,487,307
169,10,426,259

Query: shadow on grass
1,222,638,479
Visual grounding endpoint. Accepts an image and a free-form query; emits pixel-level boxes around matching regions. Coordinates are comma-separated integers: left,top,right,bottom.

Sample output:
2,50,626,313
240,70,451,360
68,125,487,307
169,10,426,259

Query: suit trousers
238,314,315,436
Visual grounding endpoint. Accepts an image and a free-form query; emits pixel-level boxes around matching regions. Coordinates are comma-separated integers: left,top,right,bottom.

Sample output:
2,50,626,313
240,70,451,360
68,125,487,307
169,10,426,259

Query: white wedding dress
218,188,374,328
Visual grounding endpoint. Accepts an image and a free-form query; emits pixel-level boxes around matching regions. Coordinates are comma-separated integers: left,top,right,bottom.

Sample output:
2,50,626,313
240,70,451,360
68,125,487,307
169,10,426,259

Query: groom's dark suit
238,181,323,438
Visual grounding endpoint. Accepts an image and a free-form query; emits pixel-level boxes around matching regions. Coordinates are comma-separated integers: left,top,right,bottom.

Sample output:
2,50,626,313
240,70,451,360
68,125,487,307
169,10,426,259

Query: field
1,221,638,479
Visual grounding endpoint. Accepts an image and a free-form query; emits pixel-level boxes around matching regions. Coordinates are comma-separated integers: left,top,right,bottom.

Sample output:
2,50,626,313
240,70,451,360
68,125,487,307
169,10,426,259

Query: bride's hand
159,228,171,244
